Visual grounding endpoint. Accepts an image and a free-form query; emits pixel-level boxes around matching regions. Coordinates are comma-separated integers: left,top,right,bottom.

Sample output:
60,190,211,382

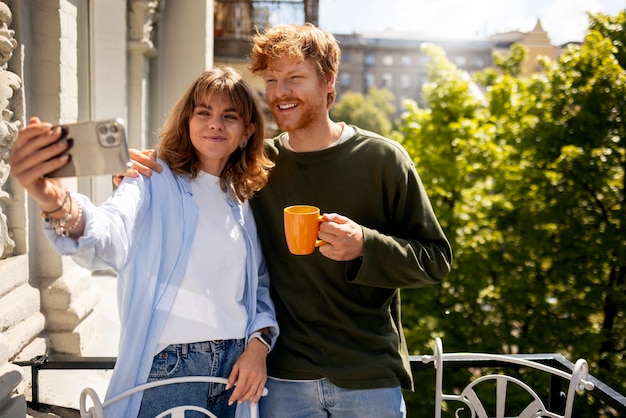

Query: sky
317,0,626,45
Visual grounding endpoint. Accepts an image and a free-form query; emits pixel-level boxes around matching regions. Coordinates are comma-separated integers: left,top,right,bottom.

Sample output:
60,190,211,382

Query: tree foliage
398,11,626,417
330,86,395,136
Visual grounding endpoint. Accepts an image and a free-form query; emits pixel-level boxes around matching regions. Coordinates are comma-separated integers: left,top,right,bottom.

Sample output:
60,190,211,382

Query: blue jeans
137,339,244,418
259,377,407,418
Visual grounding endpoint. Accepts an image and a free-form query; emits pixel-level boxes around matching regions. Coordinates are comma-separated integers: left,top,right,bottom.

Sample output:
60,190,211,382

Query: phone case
46,118,131,178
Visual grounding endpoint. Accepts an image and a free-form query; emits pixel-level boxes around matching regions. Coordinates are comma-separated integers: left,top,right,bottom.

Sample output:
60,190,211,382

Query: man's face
262,56,333,132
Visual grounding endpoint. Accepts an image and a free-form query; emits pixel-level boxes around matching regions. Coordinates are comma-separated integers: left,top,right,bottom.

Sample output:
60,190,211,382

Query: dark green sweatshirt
250,126,452,390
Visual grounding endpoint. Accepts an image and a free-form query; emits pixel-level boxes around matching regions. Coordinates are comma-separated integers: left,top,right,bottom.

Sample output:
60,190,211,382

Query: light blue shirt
46,160,278,417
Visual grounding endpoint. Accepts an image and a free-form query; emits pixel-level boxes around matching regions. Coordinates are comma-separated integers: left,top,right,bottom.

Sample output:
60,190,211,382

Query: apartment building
334,20,555,114
335,31,493,112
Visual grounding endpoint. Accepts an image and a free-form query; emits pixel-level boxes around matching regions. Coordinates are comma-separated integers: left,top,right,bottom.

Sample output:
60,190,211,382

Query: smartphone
46,118,131,178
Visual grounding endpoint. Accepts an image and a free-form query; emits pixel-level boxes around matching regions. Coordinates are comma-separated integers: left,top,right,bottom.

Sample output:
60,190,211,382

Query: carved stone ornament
129,0,163,57
0,2,20,259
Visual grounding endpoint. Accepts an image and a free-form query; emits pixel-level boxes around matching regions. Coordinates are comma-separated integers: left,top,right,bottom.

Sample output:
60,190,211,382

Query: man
127,23,452,418
248,23,451,417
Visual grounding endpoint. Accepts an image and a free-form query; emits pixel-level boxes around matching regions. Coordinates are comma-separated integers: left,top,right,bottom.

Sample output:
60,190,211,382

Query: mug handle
315,215,326,247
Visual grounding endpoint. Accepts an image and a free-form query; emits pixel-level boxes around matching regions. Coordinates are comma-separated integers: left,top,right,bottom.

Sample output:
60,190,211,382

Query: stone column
149,0,214,142
0,2,30,416
128,0,161,150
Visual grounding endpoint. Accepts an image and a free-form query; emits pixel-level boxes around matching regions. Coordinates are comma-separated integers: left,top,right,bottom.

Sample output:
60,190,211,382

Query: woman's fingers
19,154,69,188
9,117,68,210
227,371,266,405
11,118,54,154
9,127,71,188
241,380,266,405
130,148,163,174
9,118,72,202
11,123,66,167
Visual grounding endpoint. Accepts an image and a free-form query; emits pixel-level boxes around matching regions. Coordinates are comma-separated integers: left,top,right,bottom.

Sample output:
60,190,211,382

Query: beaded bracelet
41,191,70,223
43,196,83,236
65,201,83,234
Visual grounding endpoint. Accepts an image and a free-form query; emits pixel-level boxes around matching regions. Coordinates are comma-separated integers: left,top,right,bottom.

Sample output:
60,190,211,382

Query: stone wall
0,1,214,415
0,1,29,415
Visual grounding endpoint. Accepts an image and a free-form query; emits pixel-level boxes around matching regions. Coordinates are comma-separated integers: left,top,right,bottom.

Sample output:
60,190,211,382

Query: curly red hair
249,23,341,109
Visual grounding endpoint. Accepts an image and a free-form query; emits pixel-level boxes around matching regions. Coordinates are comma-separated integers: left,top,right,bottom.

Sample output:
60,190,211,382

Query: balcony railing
16,353,626,416
409,353,626,416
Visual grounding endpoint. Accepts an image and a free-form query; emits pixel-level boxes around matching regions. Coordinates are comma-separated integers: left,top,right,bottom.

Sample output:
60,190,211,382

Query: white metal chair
79,376,266,418
421,337,595,418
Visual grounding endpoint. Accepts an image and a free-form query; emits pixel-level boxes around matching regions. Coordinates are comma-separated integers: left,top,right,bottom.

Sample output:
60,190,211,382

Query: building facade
335,31,494,113
490,20,556,77
0,1,216,415
334,22,555,115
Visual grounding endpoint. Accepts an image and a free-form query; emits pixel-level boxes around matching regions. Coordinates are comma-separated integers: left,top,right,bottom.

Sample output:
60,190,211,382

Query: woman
9,67,278,418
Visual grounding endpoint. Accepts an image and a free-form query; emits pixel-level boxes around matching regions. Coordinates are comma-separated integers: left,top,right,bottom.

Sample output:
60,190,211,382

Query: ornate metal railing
409,353,626,416
16,353,626,415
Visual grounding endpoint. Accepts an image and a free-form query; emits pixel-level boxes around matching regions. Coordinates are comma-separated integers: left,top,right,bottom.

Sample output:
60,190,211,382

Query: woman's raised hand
9,117,71,211
113,148,163,187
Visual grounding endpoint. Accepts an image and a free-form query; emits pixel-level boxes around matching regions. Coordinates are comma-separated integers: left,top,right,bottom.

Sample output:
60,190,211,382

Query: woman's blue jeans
137,339,244,418
259,376,406,417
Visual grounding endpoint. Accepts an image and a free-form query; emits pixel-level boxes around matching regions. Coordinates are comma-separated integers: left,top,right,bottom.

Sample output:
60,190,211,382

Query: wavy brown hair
158,67,273,201
249,23,341,109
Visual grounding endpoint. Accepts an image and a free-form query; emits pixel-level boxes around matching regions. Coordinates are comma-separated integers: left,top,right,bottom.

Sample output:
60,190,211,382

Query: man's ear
325,73,336,93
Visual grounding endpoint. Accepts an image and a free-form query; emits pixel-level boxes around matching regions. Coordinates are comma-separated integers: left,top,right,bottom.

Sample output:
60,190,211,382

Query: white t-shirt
157,171,247,352
281,122,355,151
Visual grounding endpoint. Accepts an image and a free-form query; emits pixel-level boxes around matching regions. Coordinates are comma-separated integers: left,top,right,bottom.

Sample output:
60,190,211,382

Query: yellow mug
283,205,326,255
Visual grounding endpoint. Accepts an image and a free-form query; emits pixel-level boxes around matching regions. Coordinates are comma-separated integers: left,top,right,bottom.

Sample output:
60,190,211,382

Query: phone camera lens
106,135,117,145
99,125,108,134
109,124,118,133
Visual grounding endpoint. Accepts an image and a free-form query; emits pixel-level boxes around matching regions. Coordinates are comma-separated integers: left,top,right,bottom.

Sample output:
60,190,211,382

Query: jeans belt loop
181,342,188,356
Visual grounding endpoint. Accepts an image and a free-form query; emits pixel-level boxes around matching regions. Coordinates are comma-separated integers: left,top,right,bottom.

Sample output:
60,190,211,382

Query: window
381,73,393,88
382,55,394,66
400,55,412,66
364,72,375,88
401,74,411,88
364,54,376,66
339,72,351,87
455,56,467,67
341,51,351,63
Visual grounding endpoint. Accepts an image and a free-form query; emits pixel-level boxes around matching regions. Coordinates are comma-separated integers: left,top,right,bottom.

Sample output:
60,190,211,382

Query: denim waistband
165,339,244,355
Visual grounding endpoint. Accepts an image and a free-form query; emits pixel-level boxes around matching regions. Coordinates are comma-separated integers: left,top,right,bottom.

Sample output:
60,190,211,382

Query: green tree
519,10,626,391
398,11,626,417
493,42,527,77
331,86,395,136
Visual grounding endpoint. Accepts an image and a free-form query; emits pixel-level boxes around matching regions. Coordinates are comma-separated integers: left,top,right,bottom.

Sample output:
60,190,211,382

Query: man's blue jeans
137,339,244,418
259,376,407,417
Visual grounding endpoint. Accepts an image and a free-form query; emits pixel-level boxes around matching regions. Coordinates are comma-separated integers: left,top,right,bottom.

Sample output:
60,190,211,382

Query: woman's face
188,93,254,176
